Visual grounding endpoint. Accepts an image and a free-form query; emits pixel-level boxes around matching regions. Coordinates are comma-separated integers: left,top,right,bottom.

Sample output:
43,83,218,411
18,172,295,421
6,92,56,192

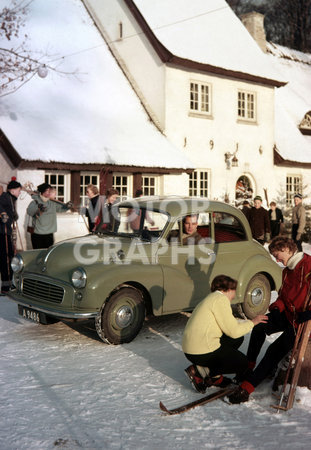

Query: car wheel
95,287,145,344
242,274,271,318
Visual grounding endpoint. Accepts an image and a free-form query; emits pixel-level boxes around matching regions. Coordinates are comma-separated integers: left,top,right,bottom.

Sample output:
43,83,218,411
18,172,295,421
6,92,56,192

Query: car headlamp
71,268,87,288
11,255,24,273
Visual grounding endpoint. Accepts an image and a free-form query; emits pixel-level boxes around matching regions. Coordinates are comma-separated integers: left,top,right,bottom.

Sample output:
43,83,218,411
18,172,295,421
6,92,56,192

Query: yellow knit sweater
182,291,254,355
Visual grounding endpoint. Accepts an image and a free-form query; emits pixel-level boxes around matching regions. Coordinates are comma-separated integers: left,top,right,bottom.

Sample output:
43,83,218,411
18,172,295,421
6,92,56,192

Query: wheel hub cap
116,305,133,328
251,288,263,306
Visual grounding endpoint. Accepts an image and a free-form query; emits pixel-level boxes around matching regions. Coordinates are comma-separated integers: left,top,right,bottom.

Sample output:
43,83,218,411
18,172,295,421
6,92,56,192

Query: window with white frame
190,81,211,115
238,90,256,121
112,174,130,200
286,175,302,205
142,175,158,196
80,173,100,207
45,172,69,202
189,170,209,197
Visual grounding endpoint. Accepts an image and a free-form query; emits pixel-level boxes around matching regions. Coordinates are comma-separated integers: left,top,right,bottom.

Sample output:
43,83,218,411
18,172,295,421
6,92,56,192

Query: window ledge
237,119,258,125
189,112,213,120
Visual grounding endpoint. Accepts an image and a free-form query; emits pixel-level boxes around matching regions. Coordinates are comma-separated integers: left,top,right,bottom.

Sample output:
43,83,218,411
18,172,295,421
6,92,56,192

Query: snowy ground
1,284,311,449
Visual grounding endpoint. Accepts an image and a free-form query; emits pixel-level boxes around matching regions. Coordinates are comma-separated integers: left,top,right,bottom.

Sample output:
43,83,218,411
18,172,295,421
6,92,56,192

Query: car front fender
82,262,164,314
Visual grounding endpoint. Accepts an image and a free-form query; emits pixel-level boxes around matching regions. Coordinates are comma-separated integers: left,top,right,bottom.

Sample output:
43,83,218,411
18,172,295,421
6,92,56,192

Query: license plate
18,305,47,324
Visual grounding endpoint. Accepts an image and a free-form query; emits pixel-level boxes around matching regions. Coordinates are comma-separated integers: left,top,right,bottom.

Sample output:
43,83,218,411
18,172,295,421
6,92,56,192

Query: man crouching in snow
229,237,311,404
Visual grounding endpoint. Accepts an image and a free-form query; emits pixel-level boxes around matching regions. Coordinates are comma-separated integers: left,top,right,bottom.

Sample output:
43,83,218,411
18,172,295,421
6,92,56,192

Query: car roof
119,196,243,219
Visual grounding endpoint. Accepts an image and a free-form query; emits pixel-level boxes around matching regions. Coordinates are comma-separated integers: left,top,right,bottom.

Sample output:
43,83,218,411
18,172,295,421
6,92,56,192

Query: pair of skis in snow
159,385,236,415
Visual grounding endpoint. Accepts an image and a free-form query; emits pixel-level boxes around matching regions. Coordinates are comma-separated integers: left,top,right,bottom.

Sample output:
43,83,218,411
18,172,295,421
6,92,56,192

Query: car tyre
95,287,145,344
242,274,271,319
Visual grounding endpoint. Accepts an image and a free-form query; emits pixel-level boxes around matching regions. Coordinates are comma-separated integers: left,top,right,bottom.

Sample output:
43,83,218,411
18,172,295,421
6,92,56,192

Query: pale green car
9,197,281,344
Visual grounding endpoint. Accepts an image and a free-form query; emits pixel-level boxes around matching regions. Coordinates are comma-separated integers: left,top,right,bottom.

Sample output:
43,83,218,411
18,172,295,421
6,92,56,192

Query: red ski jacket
269,253,311,325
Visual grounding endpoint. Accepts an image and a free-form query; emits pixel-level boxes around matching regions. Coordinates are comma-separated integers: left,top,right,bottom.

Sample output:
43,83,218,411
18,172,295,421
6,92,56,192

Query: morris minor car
9,197,282,344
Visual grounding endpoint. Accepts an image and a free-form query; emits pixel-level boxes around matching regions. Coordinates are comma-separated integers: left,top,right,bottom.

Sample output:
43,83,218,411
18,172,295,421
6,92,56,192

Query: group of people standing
241,193,305,251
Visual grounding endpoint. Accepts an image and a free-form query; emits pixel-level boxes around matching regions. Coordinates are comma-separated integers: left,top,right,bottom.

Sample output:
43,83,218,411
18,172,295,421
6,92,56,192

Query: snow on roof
266,42,311,163
132,0,283,83
0,0,192,170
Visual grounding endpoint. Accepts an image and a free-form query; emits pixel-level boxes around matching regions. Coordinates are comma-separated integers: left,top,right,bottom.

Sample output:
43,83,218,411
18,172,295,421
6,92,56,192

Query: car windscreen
96,206,170,242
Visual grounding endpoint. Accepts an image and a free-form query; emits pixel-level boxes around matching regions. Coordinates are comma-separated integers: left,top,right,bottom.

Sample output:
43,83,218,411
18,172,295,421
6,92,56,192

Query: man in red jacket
229,236,311,403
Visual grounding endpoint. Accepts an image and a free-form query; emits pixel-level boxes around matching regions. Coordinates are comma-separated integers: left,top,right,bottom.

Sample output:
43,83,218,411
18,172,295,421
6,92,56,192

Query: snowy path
1,296,311,449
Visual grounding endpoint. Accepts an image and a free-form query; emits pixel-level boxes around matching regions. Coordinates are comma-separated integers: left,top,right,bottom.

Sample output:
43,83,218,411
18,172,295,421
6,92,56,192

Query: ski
159,385,236,415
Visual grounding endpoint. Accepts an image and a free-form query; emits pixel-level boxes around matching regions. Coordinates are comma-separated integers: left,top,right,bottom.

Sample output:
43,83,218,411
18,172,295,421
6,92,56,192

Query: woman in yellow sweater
182,274,268,393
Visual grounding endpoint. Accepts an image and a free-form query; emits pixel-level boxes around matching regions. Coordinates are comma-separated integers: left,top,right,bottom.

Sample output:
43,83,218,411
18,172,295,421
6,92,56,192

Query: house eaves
274,147,311,168
125,0,286,88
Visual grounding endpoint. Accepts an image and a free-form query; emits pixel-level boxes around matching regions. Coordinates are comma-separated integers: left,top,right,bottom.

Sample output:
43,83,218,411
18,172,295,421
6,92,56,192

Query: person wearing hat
291,194,305,252
0,177,22,293
269,201,284,238
27,182,72,249
247,195,271,245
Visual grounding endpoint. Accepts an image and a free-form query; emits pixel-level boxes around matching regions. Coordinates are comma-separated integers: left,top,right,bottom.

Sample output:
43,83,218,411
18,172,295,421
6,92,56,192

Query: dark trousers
270,220,280,238
0,233,13,291
31,233,54,249
246,311,296,388
292,224,302,252
185,335,247,377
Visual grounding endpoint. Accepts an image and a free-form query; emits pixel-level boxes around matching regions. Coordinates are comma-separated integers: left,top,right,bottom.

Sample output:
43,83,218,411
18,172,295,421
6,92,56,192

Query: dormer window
299,111,311,135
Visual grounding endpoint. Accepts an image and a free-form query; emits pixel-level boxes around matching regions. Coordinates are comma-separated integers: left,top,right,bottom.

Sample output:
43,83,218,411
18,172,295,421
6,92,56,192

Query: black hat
37,182,52,194
294,193,302,199
7,178,22,190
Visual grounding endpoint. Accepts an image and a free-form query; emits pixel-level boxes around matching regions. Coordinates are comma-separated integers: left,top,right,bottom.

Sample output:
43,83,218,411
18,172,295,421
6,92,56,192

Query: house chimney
241,12,267,53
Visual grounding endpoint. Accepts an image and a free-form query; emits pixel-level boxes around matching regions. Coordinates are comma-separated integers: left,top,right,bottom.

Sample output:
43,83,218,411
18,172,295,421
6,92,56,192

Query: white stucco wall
83,0,166,130
164,65,276,203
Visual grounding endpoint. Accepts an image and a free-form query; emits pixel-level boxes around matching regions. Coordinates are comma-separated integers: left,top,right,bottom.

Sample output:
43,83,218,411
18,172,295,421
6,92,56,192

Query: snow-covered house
0,0,193,248
241,11,311,207
83,0,286,206
1,0,310,250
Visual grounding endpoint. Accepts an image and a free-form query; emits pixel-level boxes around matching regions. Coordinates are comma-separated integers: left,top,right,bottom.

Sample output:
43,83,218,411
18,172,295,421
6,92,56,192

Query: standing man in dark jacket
0,178,22,294
269,202,284,238
247,195,271,245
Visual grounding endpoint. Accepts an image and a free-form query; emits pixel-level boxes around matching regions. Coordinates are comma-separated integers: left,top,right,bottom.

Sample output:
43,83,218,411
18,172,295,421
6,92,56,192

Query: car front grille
22,278,64,303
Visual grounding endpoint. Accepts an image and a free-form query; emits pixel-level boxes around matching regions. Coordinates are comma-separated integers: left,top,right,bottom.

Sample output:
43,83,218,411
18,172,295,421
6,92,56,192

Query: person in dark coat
228,237,311,404
0,178,22,293
269,201,284,238
84,184,103,231
247,195,271,245
241,200,251,220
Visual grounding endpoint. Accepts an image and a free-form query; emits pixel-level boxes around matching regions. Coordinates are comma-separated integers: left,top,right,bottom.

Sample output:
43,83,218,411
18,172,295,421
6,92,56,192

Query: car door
210,210,250,282
157,212,217,313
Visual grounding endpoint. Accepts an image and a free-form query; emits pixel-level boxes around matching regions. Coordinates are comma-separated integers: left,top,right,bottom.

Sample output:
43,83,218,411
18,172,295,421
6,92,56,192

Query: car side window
168,212,211,245
213,212,246,243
